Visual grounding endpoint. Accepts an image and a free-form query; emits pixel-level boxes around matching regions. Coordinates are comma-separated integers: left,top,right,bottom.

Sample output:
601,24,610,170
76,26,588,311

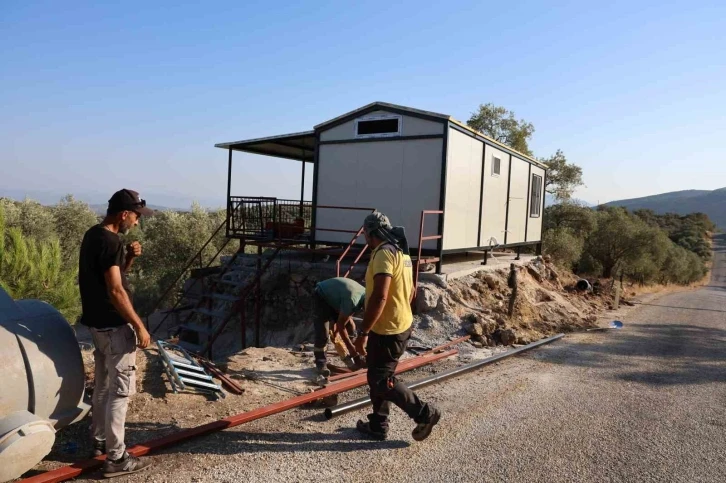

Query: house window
530,174,543,217
491,156,501,176
355,115,401,138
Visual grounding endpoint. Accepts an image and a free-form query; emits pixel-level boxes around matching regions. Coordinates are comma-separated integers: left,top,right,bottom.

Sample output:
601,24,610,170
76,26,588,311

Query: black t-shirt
78,224,132,328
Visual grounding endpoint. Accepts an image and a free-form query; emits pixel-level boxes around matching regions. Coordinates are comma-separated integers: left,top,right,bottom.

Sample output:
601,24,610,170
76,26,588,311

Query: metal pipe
326,335,470,383
324,333,564,419
20,349,457,483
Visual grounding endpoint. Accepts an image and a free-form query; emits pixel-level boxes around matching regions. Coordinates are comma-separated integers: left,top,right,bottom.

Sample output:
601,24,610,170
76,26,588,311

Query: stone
475,314,497,334
515,333,532,345
482,273,499,290
471,341,484,349
420,263,436,273
416,287,440,313
496,328,517,345
463,319,484,336
527,265,544,283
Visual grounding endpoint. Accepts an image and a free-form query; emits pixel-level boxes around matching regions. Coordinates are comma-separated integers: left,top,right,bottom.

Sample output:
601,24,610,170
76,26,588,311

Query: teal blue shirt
315,277,365,317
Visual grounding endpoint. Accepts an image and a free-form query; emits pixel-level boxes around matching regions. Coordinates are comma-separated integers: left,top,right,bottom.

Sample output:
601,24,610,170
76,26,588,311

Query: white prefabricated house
216,102,546,272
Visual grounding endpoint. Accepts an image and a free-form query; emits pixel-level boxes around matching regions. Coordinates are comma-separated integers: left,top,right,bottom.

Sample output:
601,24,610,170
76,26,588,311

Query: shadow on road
535,322,726,387
150,426,410,457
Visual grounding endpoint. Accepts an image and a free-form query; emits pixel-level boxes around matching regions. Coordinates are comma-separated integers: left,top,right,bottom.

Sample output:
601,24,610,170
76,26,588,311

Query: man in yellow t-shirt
354,212,441,442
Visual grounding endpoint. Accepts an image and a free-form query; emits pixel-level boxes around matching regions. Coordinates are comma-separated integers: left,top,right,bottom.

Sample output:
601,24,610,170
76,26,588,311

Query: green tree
126,203,236,315
539,150,584,201
52,194,100,268
544,202,597,236
1,198,57,241
585,208,665,278
543,227,584,269
0,205,80,322
467,103,535,156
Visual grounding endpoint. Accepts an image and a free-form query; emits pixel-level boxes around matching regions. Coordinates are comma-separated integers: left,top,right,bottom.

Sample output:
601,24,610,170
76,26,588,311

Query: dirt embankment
412,257,616,349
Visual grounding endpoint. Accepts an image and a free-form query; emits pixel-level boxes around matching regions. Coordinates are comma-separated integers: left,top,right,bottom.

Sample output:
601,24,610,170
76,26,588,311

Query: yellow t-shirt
365,243,414,335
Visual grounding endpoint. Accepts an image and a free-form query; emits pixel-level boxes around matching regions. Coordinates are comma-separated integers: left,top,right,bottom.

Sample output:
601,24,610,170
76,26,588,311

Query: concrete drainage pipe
0,287,90,481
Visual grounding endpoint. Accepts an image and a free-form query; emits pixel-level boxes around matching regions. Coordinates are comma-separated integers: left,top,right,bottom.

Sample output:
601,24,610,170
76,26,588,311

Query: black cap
108,189,153,216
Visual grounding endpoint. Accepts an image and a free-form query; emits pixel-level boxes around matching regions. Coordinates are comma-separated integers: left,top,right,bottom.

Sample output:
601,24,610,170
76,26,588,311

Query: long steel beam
327,335,471,383
20,349,458,483
324,333,564,419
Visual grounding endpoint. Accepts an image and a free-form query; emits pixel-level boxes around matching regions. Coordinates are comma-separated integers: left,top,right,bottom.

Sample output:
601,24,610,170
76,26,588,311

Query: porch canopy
215,131,315,162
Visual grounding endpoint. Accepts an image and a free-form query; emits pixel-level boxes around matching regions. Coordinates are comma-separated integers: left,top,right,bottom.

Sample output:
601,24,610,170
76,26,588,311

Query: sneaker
412,406,441,442
315,361,331,378
92,439,106,457
356,420,387,441
102,452,152,478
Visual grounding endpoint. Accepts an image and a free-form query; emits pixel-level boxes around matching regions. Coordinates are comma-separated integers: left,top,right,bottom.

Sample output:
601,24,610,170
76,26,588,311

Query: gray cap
363,211,392,235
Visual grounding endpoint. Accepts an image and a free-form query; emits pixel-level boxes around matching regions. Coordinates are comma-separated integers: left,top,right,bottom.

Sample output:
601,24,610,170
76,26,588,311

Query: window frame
354,114,402,139
491,156,501,177
530,173,543,218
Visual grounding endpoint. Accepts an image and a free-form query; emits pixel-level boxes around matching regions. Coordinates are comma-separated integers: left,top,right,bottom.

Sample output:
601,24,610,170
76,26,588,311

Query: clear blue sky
1,0,724,208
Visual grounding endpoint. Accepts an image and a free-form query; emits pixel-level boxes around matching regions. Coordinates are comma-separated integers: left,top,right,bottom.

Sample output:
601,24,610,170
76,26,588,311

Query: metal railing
228,196,312,240
147,216,232,334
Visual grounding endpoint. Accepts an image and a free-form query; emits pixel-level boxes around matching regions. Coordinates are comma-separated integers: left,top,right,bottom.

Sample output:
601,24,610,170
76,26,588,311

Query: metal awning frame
215,131,315,163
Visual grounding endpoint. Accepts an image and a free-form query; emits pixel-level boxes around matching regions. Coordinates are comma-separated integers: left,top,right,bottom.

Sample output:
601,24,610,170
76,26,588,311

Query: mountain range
604,188,726,228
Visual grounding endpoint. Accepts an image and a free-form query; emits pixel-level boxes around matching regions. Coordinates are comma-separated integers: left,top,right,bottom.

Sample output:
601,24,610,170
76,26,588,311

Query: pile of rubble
412,257,607,350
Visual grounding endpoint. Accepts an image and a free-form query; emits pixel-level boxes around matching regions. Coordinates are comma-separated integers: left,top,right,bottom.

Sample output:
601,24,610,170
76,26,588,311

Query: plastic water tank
0,287,90,481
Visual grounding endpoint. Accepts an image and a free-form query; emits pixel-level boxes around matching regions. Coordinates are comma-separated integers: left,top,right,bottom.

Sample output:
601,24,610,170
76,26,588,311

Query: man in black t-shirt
79,189,153,478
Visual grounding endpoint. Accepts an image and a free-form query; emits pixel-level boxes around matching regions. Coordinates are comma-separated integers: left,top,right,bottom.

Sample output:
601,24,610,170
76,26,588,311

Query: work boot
102,452,152,478
356,420,387,441
92,439,106,457
412,405,441,442
315,360,330,378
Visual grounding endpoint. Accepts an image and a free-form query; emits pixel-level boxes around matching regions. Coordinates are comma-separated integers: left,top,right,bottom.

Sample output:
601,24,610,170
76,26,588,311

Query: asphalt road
93,235,726,483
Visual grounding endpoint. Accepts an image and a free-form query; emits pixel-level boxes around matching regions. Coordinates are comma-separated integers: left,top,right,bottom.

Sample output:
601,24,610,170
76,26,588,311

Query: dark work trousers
366,328,431,432
313,291,336,364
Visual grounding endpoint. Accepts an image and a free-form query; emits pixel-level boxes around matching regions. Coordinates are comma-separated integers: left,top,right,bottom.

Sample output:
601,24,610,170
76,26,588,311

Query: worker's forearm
362,299,386,333
336,318,357,354
123,258,134,274
109,288,144,331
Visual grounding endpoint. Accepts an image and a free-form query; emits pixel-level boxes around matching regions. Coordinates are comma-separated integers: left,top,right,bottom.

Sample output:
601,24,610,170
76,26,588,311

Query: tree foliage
467,103,584,200
125,202,237,315
0,204,81,322
542,203,712,285
467,103,535,156
538,149,584,201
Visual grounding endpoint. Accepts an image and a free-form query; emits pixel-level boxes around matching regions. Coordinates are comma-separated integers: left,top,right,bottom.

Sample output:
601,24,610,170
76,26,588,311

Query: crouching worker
312,277,366,378
354,212,441,442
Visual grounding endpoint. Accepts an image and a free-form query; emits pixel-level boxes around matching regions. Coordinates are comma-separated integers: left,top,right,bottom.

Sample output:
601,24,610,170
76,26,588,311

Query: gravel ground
63,235,726,483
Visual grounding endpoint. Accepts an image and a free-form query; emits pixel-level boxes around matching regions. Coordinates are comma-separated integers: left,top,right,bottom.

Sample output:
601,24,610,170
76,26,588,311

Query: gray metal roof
215,131,315,162
215,102,546,168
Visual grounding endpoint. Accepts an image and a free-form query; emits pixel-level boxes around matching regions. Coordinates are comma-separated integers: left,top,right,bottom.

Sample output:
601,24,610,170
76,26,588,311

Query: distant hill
604,188,726,228
545,194,594,207
88,204,177,215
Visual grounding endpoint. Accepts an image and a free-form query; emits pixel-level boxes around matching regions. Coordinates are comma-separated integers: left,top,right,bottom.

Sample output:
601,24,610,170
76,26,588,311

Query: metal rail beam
20,349,458,483
324,334,564,419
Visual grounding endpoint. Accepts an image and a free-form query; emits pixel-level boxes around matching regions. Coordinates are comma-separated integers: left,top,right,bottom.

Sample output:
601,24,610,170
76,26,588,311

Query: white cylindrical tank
0,287,90,481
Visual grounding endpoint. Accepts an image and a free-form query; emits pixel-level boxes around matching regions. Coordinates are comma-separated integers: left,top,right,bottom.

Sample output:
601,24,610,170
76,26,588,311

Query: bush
0,205,81,322
543,227,584,269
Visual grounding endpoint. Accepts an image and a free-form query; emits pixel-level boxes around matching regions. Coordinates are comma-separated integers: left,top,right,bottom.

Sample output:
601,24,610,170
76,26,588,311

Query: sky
1,0,725,208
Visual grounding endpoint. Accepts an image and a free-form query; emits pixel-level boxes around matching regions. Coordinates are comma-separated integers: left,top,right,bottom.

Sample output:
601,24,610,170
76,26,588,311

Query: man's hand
126,241,142,259
354,334,368,357
135,326,151,349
